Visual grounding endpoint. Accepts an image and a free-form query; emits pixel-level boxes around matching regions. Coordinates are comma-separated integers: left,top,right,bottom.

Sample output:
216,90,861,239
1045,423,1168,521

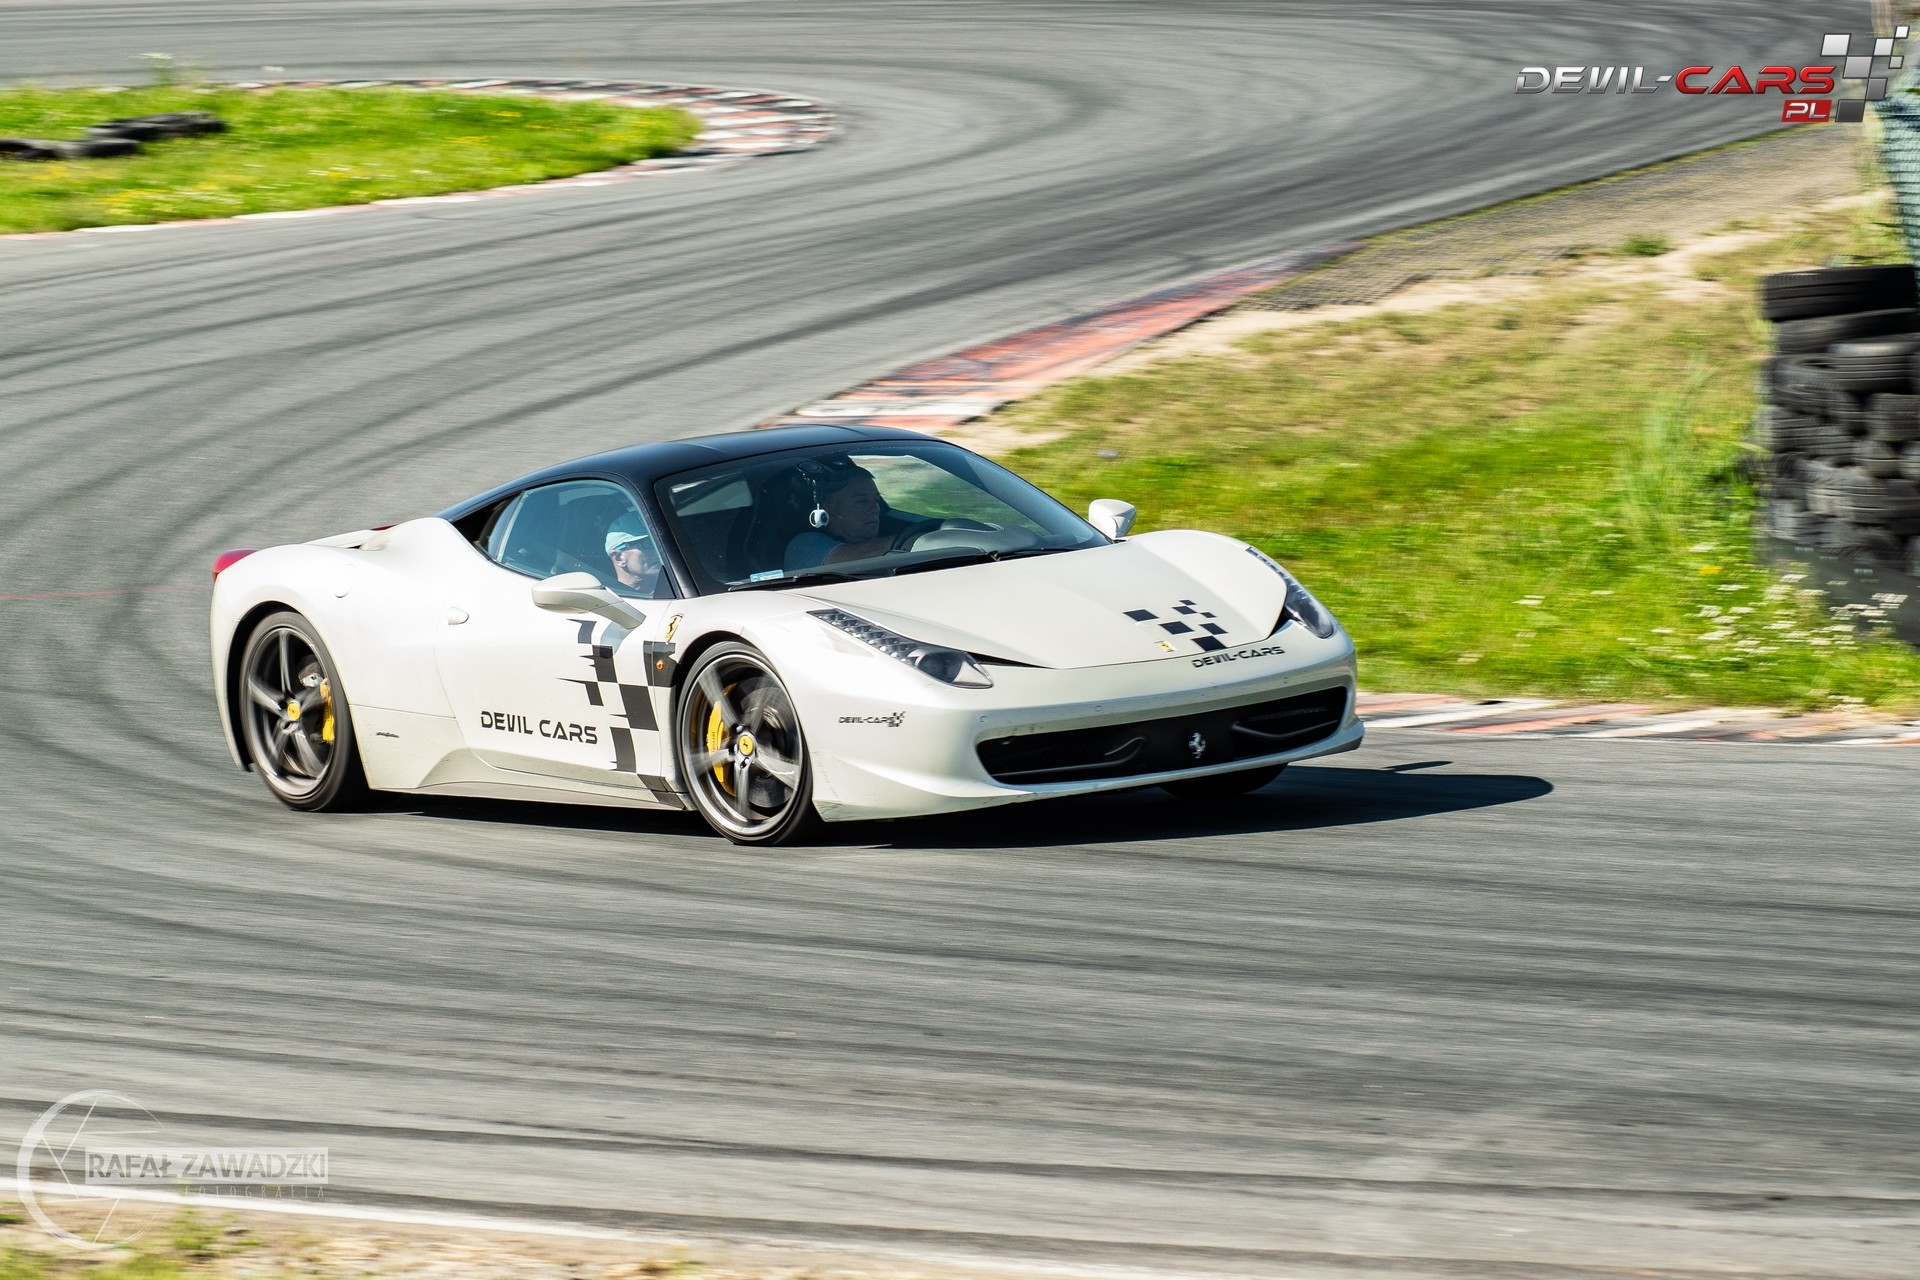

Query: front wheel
675,643,821,846
237,610,367,811
1160,764,1285,800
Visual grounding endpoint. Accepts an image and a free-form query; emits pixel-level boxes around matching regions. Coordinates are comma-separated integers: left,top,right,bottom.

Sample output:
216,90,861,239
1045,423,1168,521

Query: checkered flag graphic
1123,599,1232,652
562,618,680,802
1823,27,1910,121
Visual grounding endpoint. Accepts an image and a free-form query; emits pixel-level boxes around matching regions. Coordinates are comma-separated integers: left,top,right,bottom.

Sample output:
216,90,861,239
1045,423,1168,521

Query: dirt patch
0,1195,1085,1280
940,128,1870,453
1072,180,1866,380
1245,125,1866,312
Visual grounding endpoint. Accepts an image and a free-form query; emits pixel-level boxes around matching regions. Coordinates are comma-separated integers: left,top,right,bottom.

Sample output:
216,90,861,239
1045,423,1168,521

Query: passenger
605,522,667,597
784,465,895,571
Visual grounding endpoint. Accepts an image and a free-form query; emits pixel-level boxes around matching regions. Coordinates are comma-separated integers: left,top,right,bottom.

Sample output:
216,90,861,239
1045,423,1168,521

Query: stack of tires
1756,264,1920,572
0,110,224,162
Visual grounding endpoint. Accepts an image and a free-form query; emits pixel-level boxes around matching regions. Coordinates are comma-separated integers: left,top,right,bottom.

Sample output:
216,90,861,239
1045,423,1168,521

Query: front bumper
795,623,1360,821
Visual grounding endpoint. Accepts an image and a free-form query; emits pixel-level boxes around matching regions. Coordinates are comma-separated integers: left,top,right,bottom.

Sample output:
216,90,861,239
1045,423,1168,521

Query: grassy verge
0,85,698,232
1,1202,732,1280
995,199,1920,712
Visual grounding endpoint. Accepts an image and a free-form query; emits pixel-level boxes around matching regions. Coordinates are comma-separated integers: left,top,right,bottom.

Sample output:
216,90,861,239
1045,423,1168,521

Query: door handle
446,606,470,625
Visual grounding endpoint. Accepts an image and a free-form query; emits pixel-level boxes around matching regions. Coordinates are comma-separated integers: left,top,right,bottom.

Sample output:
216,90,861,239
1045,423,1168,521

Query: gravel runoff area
0,1197,1064,1280
1244,124,1866,311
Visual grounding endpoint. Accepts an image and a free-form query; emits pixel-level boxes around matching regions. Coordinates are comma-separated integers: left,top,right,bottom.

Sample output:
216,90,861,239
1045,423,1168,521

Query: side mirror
531,572,647,630
1087,498,1136,540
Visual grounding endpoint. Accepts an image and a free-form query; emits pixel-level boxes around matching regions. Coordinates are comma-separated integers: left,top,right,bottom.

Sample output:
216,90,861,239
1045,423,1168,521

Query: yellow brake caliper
705,683,738,793
318,679,336,745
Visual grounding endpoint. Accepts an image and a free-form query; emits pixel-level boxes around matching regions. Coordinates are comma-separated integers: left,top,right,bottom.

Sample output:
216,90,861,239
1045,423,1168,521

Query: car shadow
869,763,1553,849
368,763,1552,851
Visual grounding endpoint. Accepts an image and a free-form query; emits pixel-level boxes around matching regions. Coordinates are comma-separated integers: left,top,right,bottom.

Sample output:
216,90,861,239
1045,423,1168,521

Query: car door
435,478,681,803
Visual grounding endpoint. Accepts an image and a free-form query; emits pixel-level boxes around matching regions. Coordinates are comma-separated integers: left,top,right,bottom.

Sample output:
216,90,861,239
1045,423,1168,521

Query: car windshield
652,440,1108,595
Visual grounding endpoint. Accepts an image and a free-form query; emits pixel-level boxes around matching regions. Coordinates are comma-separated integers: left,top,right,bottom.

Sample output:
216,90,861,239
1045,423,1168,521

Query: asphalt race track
2,2,1913,1276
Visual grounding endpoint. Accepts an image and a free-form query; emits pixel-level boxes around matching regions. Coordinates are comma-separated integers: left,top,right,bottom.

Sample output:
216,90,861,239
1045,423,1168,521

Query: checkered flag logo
561,617,680,802
1124,599,1232,652
1823,26,1910,121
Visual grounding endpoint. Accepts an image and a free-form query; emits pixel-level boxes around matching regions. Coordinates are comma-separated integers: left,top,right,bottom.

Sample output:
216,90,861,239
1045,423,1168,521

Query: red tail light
213,549,257,580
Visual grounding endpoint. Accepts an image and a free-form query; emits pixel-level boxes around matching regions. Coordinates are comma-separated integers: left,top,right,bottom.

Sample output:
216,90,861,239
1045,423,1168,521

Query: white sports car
211,426,1361,844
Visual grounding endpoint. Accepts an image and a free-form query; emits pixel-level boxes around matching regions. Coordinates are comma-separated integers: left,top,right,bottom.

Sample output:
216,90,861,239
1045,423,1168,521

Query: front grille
977,686,1349,785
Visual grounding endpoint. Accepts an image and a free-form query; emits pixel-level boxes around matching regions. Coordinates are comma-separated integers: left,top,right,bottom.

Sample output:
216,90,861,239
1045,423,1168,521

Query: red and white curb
0,77,833,242
1356,692,1920,744
760,244,1359,433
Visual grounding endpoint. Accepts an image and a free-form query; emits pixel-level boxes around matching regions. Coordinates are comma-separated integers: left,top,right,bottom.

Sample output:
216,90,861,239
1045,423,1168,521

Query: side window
486,480,673,600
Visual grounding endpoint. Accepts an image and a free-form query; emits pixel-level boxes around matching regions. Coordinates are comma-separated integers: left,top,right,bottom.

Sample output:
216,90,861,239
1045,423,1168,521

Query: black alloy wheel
675,642,820,845
237,611,366,811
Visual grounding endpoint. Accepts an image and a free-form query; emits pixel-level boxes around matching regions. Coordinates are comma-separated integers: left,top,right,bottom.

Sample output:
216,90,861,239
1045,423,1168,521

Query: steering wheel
889,518,948,552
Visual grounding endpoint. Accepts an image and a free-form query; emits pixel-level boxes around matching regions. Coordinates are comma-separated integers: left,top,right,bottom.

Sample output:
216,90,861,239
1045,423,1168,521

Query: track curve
5,3,1916,1276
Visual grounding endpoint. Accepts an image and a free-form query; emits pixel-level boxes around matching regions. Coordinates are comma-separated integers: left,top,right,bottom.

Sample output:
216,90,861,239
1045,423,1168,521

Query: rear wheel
1161,764,1285,800
237,611,367,811
675,643,820,846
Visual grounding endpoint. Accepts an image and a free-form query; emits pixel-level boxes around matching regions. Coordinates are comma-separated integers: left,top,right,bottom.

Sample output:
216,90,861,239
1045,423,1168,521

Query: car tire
1161,763,1286,800
1832,523,1906,566
236,610,368,812
1772,308,1920,356
0,136,139,160
1764,499,1813,539
1761,266,1919,322
1779,507,1826,542
1772,355,1834,408
1753,406,1818,453
0,137,59,160
1827,473,1920,528
1900,444,1920,484
1800,421,1857,464
1824,337,1920,393
1858,439,1905,478
1867,393,1920,443
1762,452,1806,501
674,642,821,846
94,111,227,138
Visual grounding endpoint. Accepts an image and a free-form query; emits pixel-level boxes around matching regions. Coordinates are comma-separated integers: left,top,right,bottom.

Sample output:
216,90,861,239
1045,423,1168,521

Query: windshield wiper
886,546,1075,576
727,546,1077,590
726,567,870,592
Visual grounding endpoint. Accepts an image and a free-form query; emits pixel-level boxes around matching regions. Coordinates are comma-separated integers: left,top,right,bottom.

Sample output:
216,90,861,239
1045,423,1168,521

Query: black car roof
436,423,938,520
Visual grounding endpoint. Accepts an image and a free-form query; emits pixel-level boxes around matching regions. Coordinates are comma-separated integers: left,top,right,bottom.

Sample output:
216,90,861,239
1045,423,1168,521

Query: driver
784,465,895,571
605,521,667,597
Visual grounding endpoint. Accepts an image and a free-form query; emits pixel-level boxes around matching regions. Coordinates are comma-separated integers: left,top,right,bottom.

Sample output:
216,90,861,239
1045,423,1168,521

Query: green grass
1618,231,1671,256
0,1207,251,1280
996,205,1920,711
0,85,699,232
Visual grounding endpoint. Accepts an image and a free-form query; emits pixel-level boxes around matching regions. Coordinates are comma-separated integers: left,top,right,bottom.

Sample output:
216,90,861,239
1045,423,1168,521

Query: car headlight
810,608,994,688
1245,546,1340,639
1283,573,1339,639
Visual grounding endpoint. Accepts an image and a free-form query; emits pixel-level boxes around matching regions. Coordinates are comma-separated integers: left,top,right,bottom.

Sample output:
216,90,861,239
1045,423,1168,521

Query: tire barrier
1753,265,1920,571
0,111,225,162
